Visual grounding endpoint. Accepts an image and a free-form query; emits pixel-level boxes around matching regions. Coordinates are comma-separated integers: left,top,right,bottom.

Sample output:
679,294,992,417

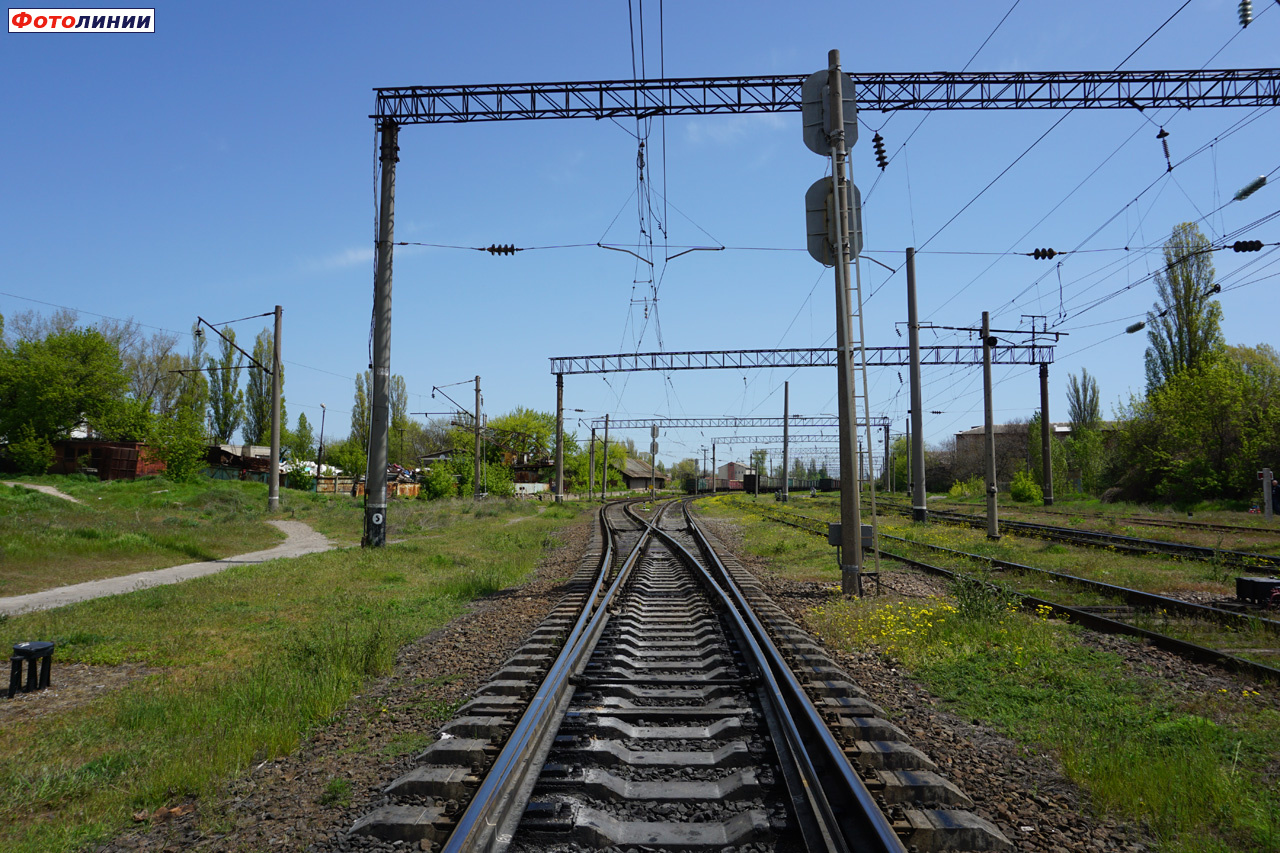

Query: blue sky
3,1,1277,472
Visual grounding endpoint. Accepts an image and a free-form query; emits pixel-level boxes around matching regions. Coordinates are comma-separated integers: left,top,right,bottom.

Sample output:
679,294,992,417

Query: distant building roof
616,457,666,481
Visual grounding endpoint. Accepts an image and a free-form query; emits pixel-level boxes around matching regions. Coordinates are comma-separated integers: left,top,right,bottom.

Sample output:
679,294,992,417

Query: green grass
808,589,1280,852
699,495,1280,852
0,493,584,853
0,477,284,596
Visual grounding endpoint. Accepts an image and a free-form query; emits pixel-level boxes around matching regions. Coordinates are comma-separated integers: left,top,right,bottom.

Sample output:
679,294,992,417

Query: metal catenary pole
983,311,1000,540
474,376,482,499
364,120,398,547
825,51,863,595
906,249,927,523
1040,363,1054,506
782,381,790,502
601,414,609,499
554,374,564,502
268,304,283,512
588,426,596,501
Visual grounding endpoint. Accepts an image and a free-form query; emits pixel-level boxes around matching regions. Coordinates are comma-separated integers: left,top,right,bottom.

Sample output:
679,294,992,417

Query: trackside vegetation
0,491,583,853
702,496,1280,853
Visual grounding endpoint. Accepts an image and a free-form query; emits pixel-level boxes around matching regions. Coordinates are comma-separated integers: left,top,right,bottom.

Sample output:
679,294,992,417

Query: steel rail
649,500,906,853
734,500,1280,682
882,546,1280,685
879,501,1280,569
440,501,659,852
878,497,1280,537
743,501,1280,631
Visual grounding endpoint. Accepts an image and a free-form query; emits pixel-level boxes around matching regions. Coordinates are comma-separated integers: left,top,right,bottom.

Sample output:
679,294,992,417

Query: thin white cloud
684,113,789,146
308,247,375,272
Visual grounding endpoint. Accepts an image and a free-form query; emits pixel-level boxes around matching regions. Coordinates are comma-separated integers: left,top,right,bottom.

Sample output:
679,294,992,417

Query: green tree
206,328,244,443
149,407,209,482
326,435,367,478
1028,411,1070,494
1115,352,1276,505
351,372,370,451
0,327,129,444
8,424,55,475
1144,222,1224,391
175,323,210,423
487,407,556,459
243,328,276,445
1065,368,1104,494
288,412,315,461
1067,368,1100,431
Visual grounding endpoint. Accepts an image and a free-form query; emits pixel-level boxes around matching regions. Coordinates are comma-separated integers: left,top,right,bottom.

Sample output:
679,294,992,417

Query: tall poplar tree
206,328,244,443
1144,222,1224,391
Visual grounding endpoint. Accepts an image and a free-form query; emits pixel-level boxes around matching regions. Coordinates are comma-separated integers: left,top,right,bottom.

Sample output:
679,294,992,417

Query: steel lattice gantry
588,416,890,430
710,434,845,444
373,69,1280,123
552,345,1051,375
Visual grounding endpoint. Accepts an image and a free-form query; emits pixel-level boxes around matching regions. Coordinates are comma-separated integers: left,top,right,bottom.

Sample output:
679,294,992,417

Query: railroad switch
8,641,53,699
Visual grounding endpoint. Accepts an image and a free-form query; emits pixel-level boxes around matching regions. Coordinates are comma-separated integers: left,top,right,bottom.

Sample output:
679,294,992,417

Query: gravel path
0,520,333,616
87,515,593,853
2,480,83,503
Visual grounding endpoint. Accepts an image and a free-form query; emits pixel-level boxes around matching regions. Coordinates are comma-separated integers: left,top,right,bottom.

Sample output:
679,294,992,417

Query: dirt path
0,520,335,616
2,481,83,503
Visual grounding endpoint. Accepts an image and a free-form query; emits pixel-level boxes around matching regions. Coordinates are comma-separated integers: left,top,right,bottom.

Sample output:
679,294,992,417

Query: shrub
948,474,984,498
1010,469,1043,503
8,424,55,475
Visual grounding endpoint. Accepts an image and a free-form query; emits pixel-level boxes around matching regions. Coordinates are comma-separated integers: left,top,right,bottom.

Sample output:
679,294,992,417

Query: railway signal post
803,49,864,595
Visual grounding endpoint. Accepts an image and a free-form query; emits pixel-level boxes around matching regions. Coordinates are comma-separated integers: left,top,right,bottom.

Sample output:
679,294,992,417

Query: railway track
737,500,1280,683
874,499,1280,571
879,497,1278,537
349,498,1007,852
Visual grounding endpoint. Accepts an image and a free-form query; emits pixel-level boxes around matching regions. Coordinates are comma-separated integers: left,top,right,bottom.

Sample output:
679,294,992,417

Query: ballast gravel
79,507,1280,852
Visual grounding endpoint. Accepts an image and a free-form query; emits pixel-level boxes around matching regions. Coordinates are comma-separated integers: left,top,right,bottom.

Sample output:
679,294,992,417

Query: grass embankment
0,488,583,853
706,496,1280,853
0,477,285,596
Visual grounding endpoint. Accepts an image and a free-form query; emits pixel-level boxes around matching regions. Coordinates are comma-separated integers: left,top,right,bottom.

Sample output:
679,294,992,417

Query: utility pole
554,374,564,502
363,121,398,547
1040,363,1054,506
588,426,596,502
601,414,609,499
267,304,283,512
1263,467,1274,522
712,444,717,494
983,311,1000,540
906,248,927,522
473,376,482,499
316,402,326,493
702,446,708,493
782,381,790,503
650,423,658,500
905,418,911,496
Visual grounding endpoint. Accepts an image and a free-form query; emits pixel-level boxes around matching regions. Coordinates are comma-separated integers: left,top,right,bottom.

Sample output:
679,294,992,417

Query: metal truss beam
588,416,868,430
553,346,1051,375
374,69,1280,123
711,434,845,444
